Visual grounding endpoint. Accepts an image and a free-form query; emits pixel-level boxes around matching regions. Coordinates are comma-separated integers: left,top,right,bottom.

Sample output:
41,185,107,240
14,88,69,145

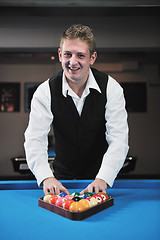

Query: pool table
0,179,160,240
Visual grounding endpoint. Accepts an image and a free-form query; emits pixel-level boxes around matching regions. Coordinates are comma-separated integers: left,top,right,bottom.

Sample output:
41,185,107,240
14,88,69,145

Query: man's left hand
80,178,107,194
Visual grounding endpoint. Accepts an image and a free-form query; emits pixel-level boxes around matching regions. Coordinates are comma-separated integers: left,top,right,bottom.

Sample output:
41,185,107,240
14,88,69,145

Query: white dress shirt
24,69,129,187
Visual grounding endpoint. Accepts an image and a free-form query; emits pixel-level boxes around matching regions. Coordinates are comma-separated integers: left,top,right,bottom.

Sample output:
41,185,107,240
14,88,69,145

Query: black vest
49,68,108,179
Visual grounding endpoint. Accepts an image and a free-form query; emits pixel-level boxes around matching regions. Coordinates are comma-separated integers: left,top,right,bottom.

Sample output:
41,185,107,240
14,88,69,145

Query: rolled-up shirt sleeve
96,76,129,187
24,79,54,186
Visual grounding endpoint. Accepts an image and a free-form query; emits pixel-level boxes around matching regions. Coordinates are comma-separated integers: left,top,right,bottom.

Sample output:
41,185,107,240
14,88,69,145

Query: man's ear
58,48,62,62
90,51,97,66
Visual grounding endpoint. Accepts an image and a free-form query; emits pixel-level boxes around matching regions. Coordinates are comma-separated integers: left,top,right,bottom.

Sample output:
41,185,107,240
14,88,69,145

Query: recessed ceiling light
51,56,55,60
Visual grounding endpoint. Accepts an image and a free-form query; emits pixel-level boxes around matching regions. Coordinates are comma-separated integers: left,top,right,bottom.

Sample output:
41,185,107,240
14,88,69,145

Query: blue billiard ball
59,192,67,197
79,194,87,199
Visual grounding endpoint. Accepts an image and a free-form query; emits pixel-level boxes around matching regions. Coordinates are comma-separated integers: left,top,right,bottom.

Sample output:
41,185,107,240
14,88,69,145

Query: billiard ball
49,194,59,204
55,197,67,207
62,199,74,210
43,193,53,203
78,194,87,199
92,194,103,204
59,192,67,197
98,192,109,201
72,196,81,202
69,202,85,212
79,199,91,210
65,195,74,199
71,192,80,197
87,196,98,207
85,192,93,197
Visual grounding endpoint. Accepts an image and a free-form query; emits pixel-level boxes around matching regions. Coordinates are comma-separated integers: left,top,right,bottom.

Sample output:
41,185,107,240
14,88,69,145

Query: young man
24,24,129,195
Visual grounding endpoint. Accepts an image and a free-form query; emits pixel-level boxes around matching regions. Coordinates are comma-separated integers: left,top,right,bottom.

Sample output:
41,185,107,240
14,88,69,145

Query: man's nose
69,55,78,65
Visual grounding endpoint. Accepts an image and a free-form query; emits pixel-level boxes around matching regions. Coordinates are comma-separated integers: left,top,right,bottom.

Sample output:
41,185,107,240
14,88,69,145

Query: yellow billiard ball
43,194,53,203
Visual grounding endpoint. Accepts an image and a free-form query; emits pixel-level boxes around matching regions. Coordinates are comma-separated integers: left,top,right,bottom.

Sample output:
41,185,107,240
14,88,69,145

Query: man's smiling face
58,39,97,84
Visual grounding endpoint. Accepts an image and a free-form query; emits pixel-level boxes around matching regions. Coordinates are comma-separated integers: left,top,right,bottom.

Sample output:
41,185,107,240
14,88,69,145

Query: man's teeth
69,67,80,70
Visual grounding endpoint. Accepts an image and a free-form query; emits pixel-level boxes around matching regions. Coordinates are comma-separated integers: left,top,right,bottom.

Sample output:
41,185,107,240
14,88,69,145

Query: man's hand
80,178,107,195
43,177,70,195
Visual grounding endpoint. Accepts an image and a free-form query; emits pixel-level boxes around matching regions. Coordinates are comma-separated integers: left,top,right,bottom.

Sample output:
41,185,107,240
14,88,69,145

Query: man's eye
78,54,85,58
64,53,71,57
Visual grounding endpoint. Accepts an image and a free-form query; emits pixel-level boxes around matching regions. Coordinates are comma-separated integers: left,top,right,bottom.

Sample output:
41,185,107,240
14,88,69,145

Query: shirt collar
62,68,101,97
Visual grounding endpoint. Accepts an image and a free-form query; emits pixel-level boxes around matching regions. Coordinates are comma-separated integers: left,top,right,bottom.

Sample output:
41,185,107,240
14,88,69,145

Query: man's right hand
43,177,70,195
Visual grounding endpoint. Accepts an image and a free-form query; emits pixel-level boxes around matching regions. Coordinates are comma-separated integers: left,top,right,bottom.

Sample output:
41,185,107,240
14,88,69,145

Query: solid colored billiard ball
72,196,81,202
49,194,59,204
87,196,98,207
62,199,74,210
43,194,53,203
55,197,67,207
59,192,67,197
69,202,85,212
92,194,103,204
79,199,91,210
98,192,109,201
85,192,93,197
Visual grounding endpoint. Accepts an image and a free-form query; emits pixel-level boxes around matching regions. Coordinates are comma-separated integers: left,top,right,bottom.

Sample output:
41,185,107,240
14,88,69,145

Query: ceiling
0,0,160,17
0,0,159,7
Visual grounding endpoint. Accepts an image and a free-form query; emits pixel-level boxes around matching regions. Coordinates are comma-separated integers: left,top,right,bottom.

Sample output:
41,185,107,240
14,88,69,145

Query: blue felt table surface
0,180,160,240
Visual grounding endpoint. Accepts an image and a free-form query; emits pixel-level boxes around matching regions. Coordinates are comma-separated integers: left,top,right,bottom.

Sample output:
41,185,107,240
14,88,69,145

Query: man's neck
67,79,88,98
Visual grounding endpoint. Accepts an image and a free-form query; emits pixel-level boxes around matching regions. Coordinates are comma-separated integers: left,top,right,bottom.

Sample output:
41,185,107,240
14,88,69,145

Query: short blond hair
60,24,96,55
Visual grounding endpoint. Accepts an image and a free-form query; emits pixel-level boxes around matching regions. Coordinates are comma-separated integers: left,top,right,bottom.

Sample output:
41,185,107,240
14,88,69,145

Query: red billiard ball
62,199,74,210
50,194,59,204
